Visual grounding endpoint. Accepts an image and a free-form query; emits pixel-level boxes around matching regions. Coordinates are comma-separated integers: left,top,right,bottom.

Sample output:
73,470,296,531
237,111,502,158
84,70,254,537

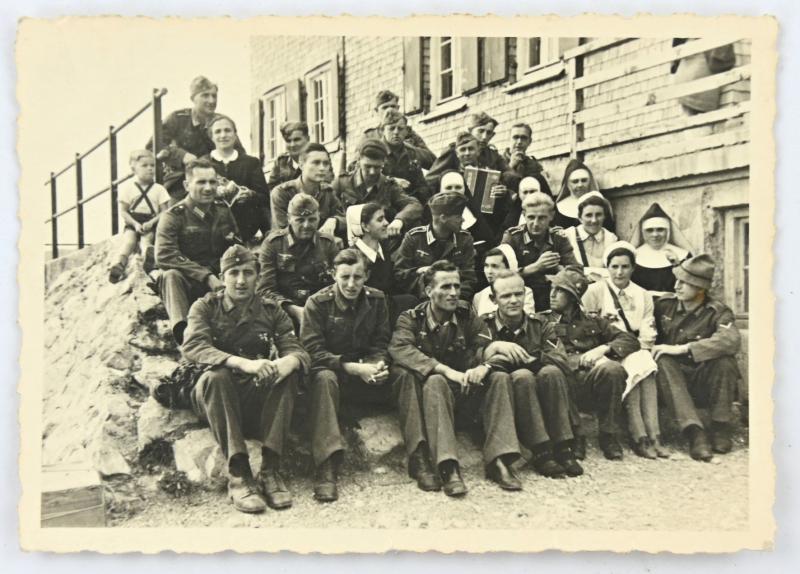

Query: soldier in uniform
377,110,432,205
652,254,742,462
148,76,245,200
256,193,339,327
502,122,545,189
333,138,423,249
542,268,641,460
393,191,477,301
426,111,510,190
389,260,523,496
270,142,343,234
363,89,435,169
300,249,392,502
501,192,579,311
267,121,335,191
155,158,239,344
182,245,310,514
481,270,583,478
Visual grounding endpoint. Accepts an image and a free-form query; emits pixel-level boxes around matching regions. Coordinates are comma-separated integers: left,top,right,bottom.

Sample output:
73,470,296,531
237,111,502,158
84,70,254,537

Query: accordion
463,166,502,214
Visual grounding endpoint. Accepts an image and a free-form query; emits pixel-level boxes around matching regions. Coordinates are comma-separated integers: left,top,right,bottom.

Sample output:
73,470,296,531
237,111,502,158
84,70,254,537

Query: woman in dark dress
553,159,614,231
203,114,269,241
629,202,694,295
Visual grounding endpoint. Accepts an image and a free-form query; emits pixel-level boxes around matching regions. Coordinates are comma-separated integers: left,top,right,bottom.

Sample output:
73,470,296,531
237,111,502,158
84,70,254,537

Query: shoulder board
706,298,731,314
656,293,678,303
455,300,472,314
166,202,187,215
479,311,496,321
507,225,525,235
318,231,337,242
364,286,386,299
213,198,228,206
527,311,543,322
266,228,289,241
259,295,279,308
277,152,291,160
455,229,473,238
311,285,336,302
412,302,428,319
174,109,191,116
407,225,427,235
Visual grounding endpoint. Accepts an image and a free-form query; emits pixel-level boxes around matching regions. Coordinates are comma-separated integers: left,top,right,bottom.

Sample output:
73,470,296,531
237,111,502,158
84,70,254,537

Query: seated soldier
542,268,640,461
501,192,579,311
481,270,582,478
363,89,435,169
378,110,432,204
393,191,477,301
257,193,339,327
270,143,343,235
300,249,392,502
181,245,310,514
502,122,545,185
427,112,510,189
652,254,742,462
389,260,523,496
333,138,423,249
268,121,336,191
155,158,239,344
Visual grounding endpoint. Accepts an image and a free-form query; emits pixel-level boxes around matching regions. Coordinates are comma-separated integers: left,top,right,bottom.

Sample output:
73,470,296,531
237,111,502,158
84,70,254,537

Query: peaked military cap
429,190,468,216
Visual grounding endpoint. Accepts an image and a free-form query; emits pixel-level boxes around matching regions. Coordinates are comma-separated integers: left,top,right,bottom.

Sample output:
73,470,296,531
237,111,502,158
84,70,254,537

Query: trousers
158,269,210,336
190,367,298,463
625,375,661,440
308,368,394,466
392,366,520,467
510,366,574,448
567,359,627,436
656,355,739,431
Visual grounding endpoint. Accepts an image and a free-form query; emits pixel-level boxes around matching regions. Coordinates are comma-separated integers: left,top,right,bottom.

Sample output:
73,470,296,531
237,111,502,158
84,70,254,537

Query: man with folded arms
389,260,522,497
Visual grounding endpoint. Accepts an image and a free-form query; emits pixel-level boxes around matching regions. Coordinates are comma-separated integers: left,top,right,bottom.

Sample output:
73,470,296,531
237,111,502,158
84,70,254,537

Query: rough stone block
136,397,201,450
173,428,262,485
352,414,403,460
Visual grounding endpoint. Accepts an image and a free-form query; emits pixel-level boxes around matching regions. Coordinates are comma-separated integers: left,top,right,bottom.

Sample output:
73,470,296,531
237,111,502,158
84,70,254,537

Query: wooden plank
562,37,631,60
532,142,571,160
575,65,751,124
567,57,579,160
575,37,741,90
577,101,750,152
403,37,424,113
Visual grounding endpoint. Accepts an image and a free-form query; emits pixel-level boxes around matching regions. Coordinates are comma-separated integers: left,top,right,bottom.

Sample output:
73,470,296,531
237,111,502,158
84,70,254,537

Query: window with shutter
482,37,509,85
430,36,480,108
260,86,287,166
516,37,581,74
304,58,340,147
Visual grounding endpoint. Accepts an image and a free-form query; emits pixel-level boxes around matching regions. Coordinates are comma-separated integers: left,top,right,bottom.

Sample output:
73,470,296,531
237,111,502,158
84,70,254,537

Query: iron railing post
50,172,58,259
152,88,163,183
75,152,84,249
109,125,119,235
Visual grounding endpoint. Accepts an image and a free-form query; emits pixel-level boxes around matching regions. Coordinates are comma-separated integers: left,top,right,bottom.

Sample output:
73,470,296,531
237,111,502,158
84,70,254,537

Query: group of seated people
109,76,743,515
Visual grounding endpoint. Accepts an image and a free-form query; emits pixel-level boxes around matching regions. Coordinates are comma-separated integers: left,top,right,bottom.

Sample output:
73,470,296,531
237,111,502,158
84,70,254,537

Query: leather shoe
408,446,441,492
313,457,339,502
599,433,624,461
486,457,522,491
530,446,566,479
228,474,267,514
554,444,584,477
258,466,292,510
686,426,713,462
440,461,468,498
572,435,587,460
653,436,670,458
711,423,733,454
632,437,657,460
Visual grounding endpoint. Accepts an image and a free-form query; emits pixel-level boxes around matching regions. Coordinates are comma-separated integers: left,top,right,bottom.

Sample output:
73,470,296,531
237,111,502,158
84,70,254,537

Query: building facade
249,36,751,389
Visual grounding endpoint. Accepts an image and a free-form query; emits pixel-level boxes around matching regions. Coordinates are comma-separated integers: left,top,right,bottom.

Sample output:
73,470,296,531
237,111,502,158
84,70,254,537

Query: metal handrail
45,88,167,259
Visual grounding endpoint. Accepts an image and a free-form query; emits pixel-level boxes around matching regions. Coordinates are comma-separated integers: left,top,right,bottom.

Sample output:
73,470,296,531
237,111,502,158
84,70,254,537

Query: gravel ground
116,435,749,531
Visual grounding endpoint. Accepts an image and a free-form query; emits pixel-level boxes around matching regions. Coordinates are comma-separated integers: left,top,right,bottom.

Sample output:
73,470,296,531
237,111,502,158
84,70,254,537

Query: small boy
473,245,536,316
108,150,171,283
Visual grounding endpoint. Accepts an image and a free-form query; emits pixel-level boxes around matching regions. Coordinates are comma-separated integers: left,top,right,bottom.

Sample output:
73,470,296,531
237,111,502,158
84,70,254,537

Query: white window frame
261,87,287,166
723,205,749,320
430,36,461,105
305,62,335,145
516,37,574,74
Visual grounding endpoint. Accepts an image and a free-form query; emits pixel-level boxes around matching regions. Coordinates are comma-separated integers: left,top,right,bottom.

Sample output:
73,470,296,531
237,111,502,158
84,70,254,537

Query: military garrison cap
357,137,389,160
190,76,218,99
288,192,320,216
455,130,479,148
374,89,399,109
220,244,256,274
466,111,498,129
429,190,468,216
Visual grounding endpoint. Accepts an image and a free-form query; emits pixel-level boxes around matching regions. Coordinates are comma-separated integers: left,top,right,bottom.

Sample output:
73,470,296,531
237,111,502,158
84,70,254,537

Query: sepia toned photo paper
16,14,776,554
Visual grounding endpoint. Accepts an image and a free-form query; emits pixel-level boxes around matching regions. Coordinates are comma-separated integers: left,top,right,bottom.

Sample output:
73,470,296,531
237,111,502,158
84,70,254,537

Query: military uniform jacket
181,290,310,375
392,225,477,300
154,196,239,283
256,227,338,306
654,294,741,363
541,307,640,368
148,108,245,160
426,143,510,188
270,176,344,231
333,169,423,231
501,226,579,290
300,284,391,373
481,311,572,376
363,125,435,169
267,153,335,192
502,151,544,181
383,143,432,204
389,301,492,378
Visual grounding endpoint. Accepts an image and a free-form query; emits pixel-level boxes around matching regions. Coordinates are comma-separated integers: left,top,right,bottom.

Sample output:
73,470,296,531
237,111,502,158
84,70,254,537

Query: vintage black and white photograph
17,15,775,553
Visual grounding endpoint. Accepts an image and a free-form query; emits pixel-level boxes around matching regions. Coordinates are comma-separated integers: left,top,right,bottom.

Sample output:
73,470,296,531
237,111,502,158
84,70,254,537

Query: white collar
211,149,239,163
635,243,689,269
576,225,604,242
355,238,384,263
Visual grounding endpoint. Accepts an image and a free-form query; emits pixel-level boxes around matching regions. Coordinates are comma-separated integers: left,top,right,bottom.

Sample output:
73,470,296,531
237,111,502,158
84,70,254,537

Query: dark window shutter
285,79,303,122
459,37,480,94
482,37,508,85
403,37,424,114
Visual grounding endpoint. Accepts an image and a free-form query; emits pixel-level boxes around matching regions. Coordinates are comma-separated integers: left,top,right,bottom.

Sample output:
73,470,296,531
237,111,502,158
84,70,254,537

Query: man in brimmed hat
393,191,477,301
652,254,742,462
363,90,434,168
257,193,339,326
333,137,423,249
182,244,310,514
542,267,640,460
